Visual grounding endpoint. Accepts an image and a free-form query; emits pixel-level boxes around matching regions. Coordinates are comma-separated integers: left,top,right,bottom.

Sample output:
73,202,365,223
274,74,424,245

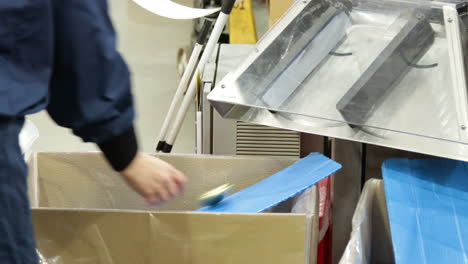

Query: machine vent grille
236,122,300,157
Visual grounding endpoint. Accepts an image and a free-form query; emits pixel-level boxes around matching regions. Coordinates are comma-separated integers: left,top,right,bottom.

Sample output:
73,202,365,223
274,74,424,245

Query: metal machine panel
208,0,468,161
337,13,435,125
201,45,301,156
236,122,300,156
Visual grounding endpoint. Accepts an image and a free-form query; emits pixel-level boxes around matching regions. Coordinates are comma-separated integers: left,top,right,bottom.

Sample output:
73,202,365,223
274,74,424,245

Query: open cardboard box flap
29,153,320,264
29,153,298,210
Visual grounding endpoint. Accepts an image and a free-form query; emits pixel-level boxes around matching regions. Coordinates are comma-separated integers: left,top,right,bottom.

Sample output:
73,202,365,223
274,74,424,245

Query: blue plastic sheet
197,153,342,213
383,159,468,264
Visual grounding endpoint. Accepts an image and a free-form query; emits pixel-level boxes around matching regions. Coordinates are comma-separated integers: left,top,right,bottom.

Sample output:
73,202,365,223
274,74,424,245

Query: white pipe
157,43,203,149
196,111,203,154
165,12,229,149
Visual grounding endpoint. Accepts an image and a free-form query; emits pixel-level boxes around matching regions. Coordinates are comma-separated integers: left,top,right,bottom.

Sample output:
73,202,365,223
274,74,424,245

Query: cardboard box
29,153,320,264
339,179,394,264
268,0,295,26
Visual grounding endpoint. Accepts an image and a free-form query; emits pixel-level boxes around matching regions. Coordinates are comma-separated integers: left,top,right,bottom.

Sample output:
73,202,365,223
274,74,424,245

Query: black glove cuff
98,126,138,171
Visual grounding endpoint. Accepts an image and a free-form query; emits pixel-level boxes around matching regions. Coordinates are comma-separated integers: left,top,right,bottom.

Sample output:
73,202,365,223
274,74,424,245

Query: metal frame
444,5,468,141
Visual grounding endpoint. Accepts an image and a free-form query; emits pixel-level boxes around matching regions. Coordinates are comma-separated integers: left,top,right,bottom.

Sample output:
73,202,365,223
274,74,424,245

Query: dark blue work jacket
0,0,134,143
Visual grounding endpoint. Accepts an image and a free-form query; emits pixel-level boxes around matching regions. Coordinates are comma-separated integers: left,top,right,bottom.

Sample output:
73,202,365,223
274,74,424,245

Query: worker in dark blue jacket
0,1,187,263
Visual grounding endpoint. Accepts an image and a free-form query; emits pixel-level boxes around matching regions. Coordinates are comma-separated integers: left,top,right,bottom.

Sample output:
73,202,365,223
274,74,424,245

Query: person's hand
119,153,187,205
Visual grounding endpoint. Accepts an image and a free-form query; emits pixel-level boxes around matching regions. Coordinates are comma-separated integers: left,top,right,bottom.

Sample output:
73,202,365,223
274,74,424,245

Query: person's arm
47,0,186,204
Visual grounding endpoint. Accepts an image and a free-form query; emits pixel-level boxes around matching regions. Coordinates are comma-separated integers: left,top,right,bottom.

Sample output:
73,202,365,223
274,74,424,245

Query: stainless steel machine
207,0,468,162
198,44,301,156
198,0,468,261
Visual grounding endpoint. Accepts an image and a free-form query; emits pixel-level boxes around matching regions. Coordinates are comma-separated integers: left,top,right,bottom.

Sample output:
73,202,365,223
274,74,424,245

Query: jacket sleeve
47,0,137,171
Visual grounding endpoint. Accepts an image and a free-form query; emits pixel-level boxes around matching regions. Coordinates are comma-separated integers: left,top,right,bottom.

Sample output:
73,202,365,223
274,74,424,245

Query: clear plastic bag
37,249,62,264
20,118,39,161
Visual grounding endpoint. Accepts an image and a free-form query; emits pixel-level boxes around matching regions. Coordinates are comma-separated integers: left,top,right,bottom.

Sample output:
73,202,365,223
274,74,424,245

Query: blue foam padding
197,153,342,213
383,159,468,264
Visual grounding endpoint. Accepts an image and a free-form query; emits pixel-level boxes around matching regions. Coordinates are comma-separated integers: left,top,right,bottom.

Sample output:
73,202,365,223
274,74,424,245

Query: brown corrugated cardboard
269,0,294,26
33,210,308,264
29,153,320,264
